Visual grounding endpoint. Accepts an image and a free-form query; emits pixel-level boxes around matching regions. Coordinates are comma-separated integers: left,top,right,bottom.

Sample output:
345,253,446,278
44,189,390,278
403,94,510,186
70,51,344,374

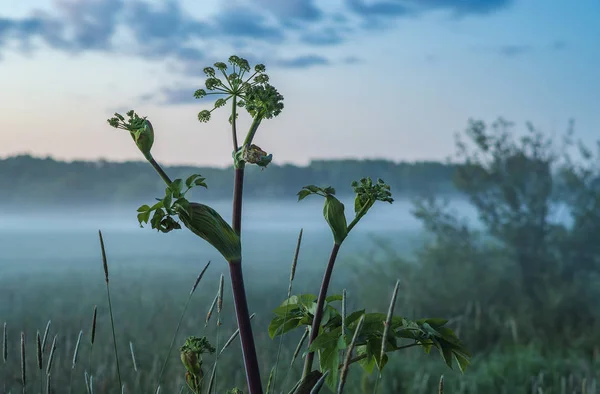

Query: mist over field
0,198,455,275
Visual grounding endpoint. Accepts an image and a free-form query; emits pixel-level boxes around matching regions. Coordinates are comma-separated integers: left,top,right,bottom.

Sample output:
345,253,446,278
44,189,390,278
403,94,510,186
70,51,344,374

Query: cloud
159,86,201,105
344,0,512,20
53,0,124,51
214,7,285,43
276,55,330,68
496,44,532,57
0,0,515,77
470,43,533,58
551,40,567,51
253,0,322,23
127,0,209,58
342,55,362,64
345,0,411,17
415,0,513,15
300,27,346,46
138,85,221,106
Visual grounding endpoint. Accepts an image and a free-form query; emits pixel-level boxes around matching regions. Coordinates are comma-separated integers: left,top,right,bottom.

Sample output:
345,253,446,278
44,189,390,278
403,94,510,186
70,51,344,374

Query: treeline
0,155,458,205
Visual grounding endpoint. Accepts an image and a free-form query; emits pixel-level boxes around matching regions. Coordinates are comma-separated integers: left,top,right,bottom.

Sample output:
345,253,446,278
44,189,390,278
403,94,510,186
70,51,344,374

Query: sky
0,0,598,167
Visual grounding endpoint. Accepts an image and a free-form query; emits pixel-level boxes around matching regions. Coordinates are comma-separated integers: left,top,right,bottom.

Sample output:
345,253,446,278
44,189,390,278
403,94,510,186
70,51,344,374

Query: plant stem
337,343,422,370
232,168,244,234
230,165,263,393
302,242,342,378
231,96,239,150
148,156,173,185
229,260,263,394
242,116,263,148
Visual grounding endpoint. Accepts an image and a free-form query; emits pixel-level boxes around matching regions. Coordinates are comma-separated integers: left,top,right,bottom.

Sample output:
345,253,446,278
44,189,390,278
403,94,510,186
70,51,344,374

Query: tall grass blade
36,331,42,393
156,261,211,388
373,280,400,394
20,331,26,394
338,315,365,394
41,320,51,355
130,341,138,372
273,229,303,393
69,330,83,394
2,322,6,364
219,313,256,357
99,230,123,388
212,274,225,393
310,371,329,394
88,306,97,378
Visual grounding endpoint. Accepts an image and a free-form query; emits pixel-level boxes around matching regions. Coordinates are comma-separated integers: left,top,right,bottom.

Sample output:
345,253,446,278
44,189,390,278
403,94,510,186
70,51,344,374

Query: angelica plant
107,54,470,394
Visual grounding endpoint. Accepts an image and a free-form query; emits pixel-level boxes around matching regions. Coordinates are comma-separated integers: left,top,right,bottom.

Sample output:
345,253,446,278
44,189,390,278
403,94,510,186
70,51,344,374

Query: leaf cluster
269,294,470,390
297,178,394,244
136,174,207,233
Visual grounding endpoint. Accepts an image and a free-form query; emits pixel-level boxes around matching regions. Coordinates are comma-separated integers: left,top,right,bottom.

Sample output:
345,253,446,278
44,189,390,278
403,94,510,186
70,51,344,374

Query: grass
0,228,598,393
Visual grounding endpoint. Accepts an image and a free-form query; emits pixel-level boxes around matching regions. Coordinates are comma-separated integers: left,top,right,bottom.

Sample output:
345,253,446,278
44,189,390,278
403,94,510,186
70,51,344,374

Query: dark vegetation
0,155,457,205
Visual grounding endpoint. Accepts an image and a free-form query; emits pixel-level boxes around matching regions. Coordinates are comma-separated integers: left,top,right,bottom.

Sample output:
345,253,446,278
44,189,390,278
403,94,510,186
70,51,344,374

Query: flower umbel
193,55,283,125
107,110,154,159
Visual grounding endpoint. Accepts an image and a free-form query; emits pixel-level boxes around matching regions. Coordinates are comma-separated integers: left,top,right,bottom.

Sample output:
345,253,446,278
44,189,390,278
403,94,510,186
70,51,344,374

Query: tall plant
107,55,470,394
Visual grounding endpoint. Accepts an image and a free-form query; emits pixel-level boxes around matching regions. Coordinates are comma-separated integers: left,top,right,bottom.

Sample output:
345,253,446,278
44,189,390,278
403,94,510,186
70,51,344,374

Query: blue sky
0,0,598,167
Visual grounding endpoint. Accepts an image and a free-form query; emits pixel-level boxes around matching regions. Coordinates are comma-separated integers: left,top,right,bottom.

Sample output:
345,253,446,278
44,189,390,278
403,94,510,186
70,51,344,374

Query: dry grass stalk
338,314,365,394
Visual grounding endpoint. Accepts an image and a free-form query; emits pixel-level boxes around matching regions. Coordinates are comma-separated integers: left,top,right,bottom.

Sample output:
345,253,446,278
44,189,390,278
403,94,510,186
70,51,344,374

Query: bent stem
302,242,342,379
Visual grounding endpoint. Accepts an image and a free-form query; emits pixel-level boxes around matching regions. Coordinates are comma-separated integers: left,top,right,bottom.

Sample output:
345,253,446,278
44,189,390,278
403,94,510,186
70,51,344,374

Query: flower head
107,110,154,159
193,55,283,123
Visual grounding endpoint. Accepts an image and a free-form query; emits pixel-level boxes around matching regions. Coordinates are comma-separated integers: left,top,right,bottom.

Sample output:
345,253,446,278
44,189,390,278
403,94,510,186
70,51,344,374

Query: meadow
1,197,598,393
0,199,426,393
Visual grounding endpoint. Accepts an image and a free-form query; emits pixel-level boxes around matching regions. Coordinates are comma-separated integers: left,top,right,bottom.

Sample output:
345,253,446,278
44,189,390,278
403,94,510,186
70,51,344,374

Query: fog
0,197,572,277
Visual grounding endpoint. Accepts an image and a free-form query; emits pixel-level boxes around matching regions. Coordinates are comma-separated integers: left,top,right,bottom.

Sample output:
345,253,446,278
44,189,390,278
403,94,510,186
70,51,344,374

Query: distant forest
0,154,459,205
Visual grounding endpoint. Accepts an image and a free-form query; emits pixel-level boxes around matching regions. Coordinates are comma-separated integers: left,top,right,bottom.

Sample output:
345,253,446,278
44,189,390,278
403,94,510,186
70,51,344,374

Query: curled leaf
323,195,348,244
177,203,241,262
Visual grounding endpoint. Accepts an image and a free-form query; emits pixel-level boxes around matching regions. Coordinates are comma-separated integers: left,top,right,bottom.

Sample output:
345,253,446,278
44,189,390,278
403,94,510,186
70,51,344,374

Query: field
0,199,598,393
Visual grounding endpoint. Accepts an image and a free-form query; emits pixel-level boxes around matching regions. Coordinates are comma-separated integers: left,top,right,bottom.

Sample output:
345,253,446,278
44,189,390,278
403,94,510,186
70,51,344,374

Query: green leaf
170,179,183,197
454,352,470,373
163,190,172,210
318,346,339,390
323,195,348,244
150,201,163,210
322,186,336,195
336,335,347,350
304,185,320,193
151,209,165,229
320,305,340,327
173,198,190,215
272,304,301,317
297,294,318,309
325,294,343,302
137,210,151,225
297,189,312,201
194,178,207,188
185,174,201,188
268,316,302,338
420,318,449,328
354,194,362,214
177,202,241,261
309,328,342,352
356,345,376,374
345,310,366,326
137,204,150,212
442,344,455,369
